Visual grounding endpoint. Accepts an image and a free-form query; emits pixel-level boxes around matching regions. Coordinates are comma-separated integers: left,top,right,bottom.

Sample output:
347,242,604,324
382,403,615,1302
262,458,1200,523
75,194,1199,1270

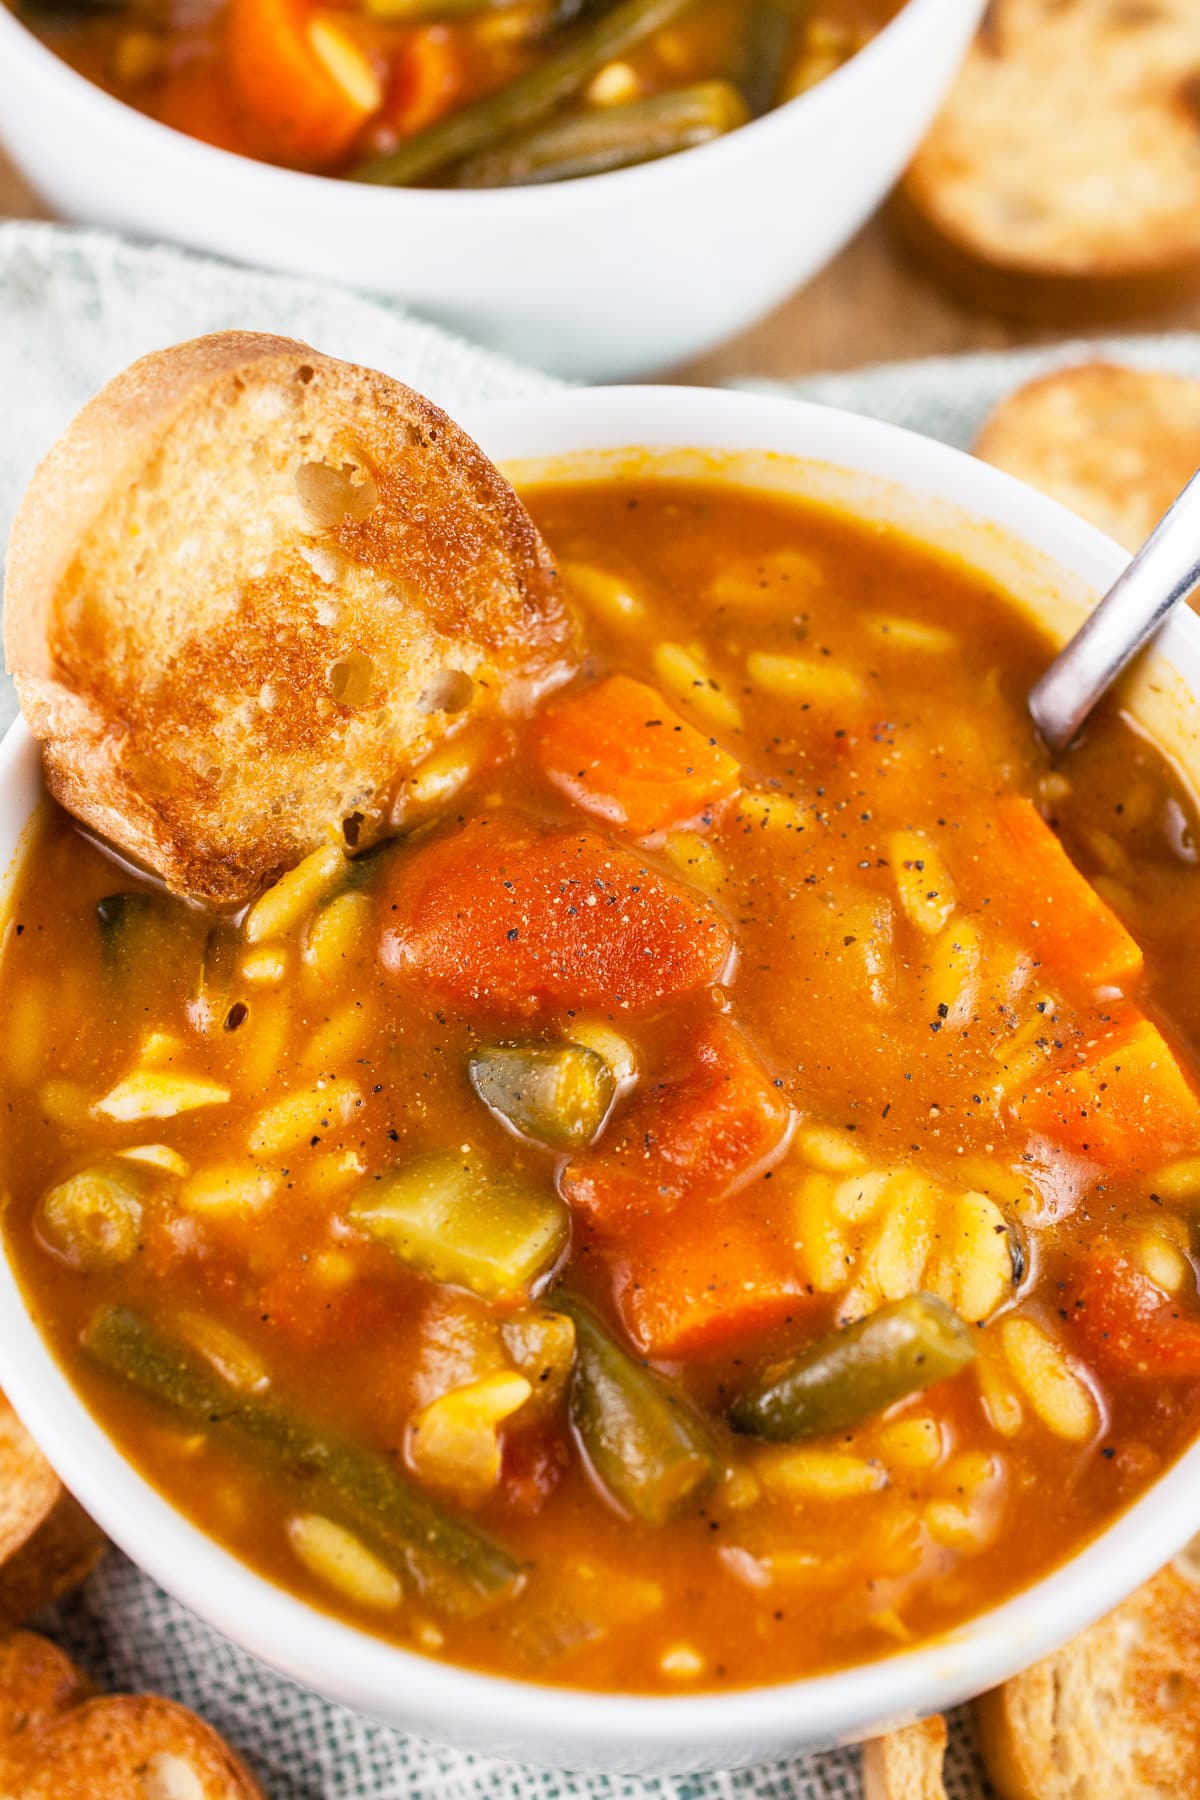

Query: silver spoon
1029,467,1200,752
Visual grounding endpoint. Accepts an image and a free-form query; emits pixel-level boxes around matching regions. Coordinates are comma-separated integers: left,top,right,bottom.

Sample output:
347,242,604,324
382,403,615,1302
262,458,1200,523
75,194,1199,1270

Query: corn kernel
119,1144,190,1177
584,60,640,105
799,1125,868,1175
244,845,345,945
288,1514,401,1611
866,616,957,653
1152,1156,1200,1201
652,642,742,733
889,830,956,935
563,561,645,625
1002,1317,1098,1442
878,1416,943,1473
248,1077,362,1158
94,1071,230,1123
755,1447,886,1501
180,1163,278,1216
746,652,863,708
659,1645,705,1680
239,947,288,986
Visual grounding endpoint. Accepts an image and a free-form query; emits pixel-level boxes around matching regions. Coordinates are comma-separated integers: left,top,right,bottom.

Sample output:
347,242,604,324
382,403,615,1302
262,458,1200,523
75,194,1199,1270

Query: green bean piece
348,1151,569,1300
454,80,747,186
36,1165,145,1271
96,892,173,980
468,1044,615,1147
729,1293,976,1442
558,1295,719,1526
738,1,796,117
84,1306,522,1615
351,0,702,186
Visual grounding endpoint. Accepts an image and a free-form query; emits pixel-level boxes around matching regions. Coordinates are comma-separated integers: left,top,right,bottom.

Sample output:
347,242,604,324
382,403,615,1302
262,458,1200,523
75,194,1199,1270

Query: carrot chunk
975,795,1142,993
381,818,732,1015
612,1206,806,1359
1066,1246,1200,1378
383,25,466,140
560,1018,793,1230
227,0,381,169
533,674,740,834
1023,1014,1200,1167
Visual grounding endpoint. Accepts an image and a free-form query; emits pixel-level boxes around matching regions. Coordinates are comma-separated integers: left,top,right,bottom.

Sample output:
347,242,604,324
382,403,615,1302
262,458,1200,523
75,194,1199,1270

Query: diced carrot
533,675,740,835
973,795,1143,993
381,817,732,1016
383,25,467,140
611,1204,807,1359
155,65,249,156
1066,1245,1200,1378
227,0,382,169
560,1018,793,1230
1023,1014,1200,1167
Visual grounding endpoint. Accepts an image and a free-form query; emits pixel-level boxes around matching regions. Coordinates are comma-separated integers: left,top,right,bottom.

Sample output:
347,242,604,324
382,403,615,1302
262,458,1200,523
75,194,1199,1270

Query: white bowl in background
0,0,984,379
0,384,1196,1772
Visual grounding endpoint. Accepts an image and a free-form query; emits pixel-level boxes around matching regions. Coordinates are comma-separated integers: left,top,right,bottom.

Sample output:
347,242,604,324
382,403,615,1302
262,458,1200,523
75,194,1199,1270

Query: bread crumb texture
897,0,1200,314
975,362,1200,551
3,332,576,907
0,1632,263,1798
977,1550,1200,1799
862,1713,948,1799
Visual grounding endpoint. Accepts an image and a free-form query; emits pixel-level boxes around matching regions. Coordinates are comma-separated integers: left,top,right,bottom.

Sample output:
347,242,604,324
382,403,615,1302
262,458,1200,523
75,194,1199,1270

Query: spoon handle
1029,466,1200,752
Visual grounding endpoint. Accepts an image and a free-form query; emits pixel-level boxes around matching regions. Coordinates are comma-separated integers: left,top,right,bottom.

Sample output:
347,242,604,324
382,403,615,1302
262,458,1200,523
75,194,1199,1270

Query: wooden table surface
6,145,1200,384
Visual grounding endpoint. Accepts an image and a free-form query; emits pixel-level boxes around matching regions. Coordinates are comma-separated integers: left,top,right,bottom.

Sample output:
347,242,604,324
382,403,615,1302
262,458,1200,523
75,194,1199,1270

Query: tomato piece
227,0,381,169
381,818,732,1016
533,674,740,835
612,1204,807,1359
1066,1246,1200,1378
1023,1013,1200,1168
971,795,1143,993
258,1264,386,1346
560,1018,793,1230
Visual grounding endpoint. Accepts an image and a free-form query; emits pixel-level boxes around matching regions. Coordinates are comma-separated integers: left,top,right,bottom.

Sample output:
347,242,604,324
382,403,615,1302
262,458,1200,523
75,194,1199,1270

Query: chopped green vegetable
729,1293,977,1442
96,892,174,980
348,1152,569,1300
454,81,748,187
351,0,701,187
468,1044,615,1148
84,1305,522,1615
36,1164,144,1271
738,1,794,116
558,1295,719,1526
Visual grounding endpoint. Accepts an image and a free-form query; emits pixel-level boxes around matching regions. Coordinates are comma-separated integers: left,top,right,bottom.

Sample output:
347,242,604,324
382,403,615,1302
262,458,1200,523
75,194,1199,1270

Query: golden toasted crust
4,331,576,907
0,1397,104,1630
974,362,1200,551
0,1634,263,1797
977,1556,1200,1799
862,1715,948,1800
895,0,1200,320
0,1632,91,1778
9,1694,264,1799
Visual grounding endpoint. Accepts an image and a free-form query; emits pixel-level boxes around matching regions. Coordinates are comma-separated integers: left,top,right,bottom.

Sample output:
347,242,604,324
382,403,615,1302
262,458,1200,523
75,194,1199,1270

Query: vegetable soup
4,471,1200,1693
13,0,901,184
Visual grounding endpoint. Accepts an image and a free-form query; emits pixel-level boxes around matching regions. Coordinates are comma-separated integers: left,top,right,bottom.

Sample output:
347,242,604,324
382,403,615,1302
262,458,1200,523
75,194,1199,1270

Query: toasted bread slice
974,362,1200,551
0,1632,91,1777
862,1715,948,1800
977,1553,1200,1798
4,332,575,907
895,1,1200,320
0,1395,104,1629
9,1694,263,1798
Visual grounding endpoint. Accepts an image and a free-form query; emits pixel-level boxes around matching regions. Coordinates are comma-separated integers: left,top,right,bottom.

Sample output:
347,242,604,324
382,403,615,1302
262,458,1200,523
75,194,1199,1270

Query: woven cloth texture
5,218,1199,1797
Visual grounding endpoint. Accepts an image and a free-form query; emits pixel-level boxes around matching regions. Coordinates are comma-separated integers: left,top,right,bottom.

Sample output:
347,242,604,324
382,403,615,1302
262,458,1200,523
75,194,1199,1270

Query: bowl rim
0,0,952,213
1,381,1199,1762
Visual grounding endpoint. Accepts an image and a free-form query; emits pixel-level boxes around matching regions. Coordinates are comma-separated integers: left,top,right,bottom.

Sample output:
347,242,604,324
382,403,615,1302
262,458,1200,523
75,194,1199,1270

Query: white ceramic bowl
0,0,984,379
1,384,1199,1773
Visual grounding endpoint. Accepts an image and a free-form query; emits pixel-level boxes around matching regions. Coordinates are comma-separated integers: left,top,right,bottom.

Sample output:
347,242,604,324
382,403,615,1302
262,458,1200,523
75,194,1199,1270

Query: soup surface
4,472,1200,1694
14,0,901,184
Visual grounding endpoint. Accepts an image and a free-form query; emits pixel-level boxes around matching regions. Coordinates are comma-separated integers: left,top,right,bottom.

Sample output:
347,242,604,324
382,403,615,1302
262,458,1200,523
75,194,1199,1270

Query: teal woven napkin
8,218,1199,1798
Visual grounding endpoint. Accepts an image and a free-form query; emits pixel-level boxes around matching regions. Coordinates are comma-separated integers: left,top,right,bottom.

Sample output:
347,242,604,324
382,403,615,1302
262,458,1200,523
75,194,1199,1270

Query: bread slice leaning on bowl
3,331,576,908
